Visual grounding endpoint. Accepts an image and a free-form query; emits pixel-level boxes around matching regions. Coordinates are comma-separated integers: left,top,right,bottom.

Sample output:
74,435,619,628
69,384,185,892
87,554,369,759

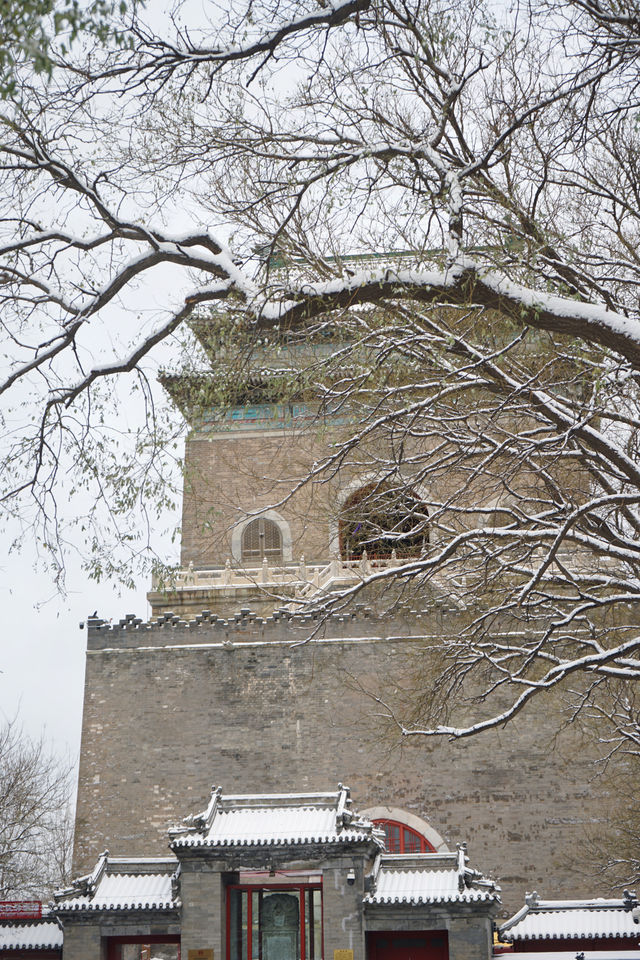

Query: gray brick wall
364,906,496,960
447,916,493,960
61,923,104,960
180,863,225,960
322,858,366,960
73,613,612,914
180,431,332,567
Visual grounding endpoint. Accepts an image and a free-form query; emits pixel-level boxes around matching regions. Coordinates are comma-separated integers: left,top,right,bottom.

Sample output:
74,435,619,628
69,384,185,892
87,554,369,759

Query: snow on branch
96,0,371,88
254,259,640,372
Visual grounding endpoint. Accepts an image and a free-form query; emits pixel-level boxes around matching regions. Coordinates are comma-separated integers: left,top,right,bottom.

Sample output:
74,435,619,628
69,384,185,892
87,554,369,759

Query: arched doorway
338,482,428,560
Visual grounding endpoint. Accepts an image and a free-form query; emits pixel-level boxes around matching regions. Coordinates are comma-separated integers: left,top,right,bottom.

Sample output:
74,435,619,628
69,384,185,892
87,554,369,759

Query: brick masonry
73,611,611,916
180,430,334,566
178,421,561,572
59,923,104,960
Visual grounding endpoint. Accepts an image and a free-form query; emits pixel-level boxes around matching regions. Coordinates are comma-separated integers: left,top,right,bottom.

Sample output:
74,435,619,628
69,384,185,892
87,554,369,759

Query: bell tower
72,305,619,910
148,316,398,617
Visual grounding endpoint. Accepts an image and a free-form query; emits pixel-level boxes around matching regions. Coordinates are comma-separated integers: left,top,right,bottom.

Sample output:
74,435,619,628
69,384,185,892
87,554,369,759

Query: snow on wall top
0,920,63,951
365,849,500,906
500,893,640,941
54,854,180,913
498,952,640,960
170,785,383,849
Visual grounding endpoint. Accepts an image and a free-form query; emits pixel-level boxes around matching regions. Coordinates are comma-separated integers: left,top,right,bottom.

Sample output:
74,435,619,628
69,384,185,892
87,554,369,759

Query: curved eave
364,893,499,906
171,835,377,850
187,315,348,364
159,372,309,424
508,932,636,942
55,901,180,914
0,945,62,952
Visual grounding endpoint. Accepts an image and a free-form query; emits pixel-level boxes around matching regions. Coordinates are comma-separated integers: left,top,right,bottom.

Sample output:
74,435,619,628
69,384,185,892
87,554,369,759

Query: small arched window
373,818,436,854
241,517,283,562
339,482,428,560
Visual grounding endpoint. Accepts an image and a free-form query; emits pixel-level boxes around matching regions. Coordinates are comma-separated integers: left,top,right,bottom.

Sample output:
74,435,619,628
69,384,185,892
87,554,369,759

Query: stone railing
153,550,404,602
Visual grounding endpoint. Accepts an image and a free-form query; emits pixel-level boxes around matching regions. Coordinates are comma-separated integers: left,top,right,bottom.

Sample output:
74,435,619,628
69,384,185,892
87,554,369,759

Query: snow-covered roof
364,846,500,906
0,918,62,952
170,785,383,849
500,892,640,941
54,854,180,913
495,953,640,960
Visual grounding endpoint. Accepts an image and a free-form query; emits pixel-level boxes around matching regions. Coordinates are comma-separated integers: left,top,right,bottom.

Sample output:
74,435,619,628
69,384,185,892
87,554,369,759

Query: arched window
373,818,436,854
339,482,428,560
241,517,283,562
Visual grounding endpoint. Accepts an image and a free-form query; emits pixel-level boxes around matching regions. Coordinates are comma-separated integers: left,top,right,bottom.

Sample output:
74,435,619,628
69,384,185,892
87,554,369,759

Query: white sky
0,51,197,775
0,526,155,774
0,280,187,778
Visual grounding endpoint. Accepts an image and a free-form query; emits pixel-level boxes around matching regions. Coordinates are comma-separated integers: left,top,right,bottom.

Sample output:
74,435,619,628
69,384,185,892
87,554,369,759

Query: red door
367,931,449,960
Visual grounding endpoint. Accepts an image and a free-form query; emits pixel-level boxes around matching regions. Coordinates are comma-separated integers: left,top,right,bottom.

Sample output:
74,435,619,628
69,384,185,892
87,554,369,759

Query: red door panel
367,930,449,960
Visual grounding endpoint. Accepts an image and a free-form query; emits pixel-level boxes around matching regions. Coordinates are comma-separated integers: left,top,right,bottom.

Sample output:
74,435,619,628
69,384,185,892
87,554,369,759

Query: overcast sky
0,0,270,786
1,307,185,785
1,196,192,778
1,532,156,778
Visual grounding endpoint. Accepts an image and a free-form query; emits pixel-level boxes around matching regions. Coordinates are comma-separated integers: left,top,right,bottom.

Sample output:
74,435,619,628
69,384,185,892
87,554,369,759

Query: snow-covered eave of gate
364,844,500,906
499,891,640,941
169,784,385,850
52,853,181,913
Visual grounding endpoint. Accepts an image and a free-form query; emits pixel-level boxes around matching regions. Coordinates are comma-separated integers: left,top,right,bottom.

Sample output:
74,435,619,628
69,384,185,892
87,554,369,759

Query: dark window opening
339,483,428,560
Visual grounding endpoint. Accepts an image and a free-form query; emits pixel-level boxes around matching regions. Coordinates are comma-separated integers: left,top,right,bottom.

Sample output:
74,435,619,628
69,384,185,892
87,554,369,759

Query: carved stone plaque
262,892,299,960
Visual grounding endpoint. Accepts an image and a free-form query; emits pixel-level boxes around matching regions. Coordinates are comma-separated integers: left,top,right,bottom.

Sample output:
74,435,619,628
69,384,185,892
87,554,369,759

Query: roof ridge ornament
456,842,468,891
87,850,110,898
54,849,109,901
623,890,640,924
170,863,182,902
336,782,351,830
179,785,222,835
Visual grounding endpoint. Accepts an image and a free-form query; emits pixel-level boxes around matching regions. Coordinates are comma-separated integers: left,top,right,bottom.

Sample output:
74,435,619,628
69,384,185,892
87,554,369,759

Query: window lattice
241,517,283,561
373,818,435,854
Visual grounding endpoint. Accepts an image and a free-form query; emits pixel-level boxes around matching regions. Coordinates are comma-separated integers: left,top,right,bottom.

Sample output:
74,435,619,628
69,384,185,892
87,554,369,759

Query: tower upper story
148,296,592,620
